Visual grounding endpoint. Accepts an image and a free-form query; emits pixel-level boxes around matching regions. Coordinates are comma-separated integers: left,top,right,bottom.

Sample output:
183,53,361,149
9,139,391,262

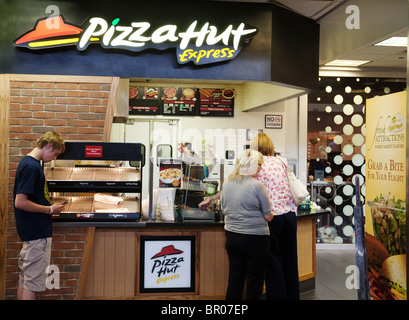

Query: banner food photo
365,91,407,300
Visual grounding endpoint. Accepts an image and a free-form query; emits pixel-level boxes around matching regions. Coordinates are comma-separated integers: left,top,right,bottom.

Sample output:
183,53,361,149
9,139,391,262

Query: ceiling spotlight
324,59,371,67
374,36,407,47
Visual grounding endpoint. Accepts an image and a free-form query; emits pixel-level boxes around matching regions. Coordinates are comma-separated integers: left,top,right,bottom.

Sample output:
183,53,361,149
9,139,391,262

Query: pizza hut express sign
140,237,195,292
151,245,185,280
14,15,258,65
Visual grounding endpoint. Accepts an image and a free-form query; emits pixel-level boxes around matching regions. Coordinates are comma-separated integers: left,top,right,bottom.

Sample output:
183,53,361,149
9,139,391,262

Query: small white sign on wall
265,114,282,129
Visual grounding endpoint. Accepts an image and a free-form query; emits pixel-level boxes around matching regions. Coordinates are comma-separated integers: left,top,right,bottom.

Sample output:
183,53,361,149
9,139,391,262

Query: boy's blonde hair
36,131,65,153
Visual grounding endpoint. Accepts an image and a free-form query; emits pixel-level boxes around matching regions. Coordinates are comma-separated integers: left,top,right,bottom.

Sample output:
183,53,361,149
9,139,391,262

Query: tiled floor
300,248,358,300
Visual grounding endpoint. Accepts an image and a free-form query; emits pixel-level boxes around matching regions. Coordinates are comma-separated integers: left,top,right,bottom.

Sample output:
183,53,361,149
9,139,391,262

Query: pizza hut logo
14,14,258,65
151,245,184,281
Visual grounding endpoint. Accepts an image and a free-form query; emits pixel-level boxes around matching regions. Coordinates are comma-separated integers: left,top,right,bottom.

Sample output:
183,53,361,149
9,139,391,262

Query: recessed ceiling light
374,36,407,47
320,66,360,71
324,59,371,67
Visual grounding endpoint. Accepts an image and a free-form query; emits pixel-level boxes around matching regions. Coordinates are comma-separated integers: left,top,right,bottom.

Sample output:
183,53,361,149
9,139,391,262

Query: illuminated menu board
129,86,161,115
162,87,197,116
198,88,235,117
129,86,234,117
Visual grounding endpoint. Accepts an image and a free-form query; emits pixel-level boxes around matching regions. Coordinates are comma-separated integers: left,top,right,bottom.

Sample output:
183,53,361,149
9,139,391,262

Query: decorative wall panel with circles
308,77,406,244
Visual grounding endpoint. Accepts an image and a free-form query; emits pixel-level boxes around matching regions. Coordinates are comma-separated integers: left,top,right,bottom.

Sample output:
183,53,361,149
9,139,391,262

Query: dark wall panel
0,0,318,89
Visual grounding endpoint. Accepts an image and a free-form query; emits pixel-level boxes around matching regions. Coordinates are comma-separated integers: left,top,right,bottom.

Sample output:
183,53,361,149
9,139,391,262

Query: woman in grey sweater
220,149,274,300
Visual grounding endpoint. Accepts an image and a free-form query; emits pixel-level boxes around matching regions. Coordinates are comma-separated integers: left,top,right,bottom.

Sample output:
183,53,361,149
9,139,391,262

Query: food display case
176,163,222,222
45,141,143,222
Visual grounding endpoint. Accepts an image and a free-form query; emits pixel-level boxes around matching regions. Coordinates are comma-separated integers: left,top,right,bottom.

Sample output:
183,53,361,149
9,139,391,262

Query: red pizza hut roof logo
14,14,258,65
151,245,183,259
14,15,82,48
151,245,185,277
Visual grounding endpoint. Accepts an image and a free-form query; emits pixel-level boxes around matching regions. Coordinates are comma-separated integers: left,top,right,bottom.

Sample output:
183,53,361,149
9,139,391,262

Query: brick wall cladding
6,80,111,300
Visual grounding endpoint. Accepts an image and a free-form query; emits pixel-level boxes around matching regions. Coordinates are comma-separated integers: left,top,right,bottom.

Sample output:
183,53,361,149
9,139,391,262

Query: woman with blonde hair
251,132,300,300
220,149,273,300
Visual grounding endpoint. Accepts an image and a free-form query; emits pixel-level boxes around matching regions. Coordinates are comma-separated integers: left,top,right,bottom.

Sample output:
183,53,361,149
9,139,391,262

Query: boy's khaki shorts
18,238,52,292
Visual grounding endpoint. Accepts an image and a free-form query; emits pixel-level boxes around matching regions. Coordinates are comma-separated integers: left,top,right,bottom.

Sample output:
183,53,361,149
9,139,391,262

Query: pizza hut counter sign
129,86,161,115
199,88,235,117
162,87,197,116
140,236,195,293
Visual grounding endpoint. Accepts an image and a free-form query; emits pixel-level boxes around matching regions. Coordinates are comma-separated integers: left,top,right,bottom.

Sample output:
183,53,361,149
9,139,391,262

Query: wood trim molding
103,77,120,142
9,74,113,83
0,74,10,300
76,227,96,300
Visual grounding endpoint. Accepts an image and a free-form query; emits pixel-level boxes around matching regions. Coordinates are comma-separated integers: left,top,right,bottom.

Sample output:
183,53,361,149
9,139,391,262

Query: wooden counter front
296,215,317,283
83,226,228,299
77,213,320,299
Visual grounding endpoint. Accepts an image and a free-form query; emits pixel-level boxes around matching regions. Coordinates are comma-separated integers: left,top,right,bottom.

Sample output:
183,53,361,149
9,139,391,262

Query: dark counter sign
14,14,258,66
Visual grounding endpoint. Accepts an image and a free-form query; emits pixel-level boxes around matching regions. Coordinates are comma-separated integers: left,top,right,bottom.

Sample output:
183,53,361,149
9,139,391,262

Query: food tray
69,168,95,181
93,168,140,181
65,197,94,212
181,208,214,221
181,181,216,192
50,196,139,213
45,168,73,180
94,198,139,212
46,167,140,182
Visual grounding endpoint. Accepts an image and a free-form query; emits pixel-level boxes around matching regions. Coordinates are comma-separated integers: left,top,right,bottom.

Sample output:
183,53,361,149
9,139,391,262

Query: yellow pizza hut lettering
14,15,258,65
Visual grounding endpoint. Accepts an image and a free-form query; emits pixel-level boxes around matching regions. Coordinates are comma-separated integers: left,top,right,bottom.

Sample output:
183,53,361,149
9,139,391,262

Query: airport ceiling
212,0,408,78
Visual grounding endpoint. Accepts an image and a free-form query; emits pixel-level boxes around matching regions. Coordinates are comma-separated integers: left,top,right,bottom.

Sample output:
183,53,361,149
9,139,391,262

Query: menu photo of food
129,86,140,99
144,87,159,99
162,86,178,100
199,88,235,100
159,158,183,188
367,194,407,300
161,87,197,101
181,87,196,100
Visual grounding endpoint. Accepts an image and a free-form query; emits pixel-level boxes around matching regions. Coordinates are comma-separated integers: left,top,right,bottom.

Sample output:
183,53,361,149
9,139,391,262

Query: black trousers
265,211,300,300
224,230,269,300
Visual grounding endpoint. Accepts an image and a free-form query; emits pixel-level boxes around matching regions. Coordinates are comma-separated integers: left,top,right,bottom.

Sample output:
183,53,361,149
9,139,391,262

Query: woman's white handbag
278,157,309,206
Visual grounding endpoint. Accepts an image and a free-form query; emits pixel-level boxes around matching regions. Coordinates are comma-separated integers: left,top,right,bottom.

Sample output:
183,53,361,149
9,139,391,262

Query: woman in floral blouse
251,132,300,300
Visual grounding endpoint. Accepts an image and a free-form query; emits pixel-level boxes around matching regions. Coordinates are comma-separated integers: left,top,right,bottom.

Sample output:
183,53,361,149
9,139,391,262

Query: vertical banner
365,91,407,300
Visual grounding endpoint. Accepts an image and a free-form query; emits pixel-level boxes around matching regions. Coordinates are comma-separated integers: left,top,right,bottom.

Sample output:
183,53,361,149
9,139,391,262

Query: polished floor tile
300,248,358,300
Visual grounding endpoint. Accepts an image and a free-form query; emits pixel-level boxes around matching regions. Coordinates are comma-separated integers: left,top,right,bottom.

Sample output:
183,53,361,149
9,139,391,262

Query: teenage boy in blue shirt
14,131,66,300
